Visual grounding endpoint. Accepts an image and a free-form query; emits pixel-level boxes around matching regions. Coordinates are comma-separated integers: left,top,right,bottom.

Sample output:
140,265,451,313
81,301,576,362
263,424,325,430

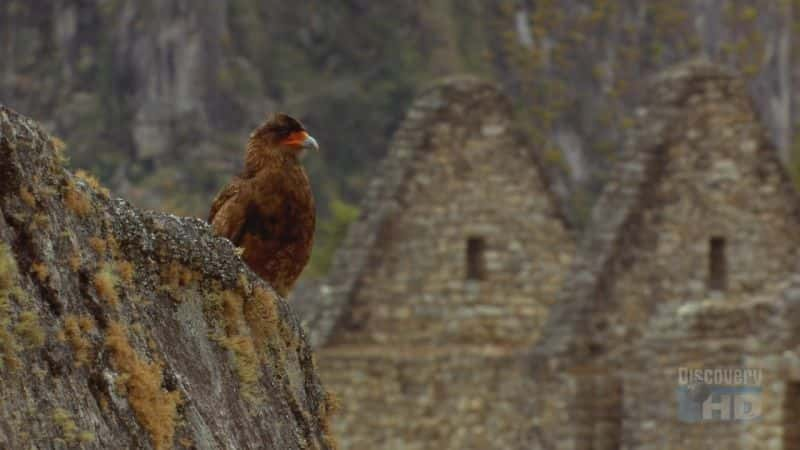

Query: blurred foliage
491,0,800,225
306,197,360,278
4,0,800,277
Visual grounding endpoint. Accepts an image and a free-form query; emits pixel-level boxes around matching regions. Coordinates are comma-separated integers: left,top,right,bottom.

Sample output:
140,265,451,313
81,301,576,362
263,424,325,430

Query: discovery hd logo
676,368,763,423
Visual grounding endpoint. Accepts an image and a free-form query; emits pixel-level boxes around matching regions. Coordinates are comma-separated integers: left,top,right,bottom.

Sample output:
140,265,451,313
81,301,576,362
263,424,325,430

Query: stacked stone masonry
533,59,800,450
300,60,800,450
299,77,575,449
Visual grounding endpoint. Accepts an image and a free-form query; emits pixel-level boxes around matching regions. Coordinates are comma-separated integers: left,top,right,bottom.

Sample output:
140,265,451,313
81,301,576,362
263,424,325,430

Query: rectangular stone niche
466,237,487,281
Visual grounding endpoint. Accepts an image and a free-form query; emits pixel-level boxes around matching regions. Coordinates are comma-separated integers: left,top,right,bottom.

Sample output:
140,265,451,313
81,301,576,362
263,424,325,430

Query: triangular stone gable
534,59,800,368
303,76,573,349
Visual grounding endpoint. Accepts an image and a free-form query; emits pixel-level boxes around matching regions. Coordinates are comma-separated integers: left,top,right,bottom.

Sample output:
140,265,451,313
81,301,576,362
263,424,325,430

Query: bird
208,113,318,297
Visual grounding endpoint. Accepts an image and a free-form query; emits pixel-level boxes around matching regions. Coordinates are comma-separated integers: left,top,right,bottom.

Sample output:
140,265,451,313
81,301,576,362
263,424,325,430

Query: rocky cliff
0,105,336,449
3,1,799,262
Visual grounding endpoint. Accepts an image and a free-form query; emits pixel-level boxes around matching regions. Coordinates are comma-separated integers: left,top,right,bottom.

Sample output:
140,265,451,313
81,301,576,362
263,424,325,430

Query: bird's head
250,113,319,159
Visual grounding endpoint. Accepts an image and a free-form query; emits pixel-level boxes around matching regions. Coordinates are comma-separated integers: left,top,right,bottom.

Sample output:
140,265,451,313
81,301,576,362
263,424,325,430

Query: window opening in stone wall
784,381,800,450
708,237,727,291
466,237,486,281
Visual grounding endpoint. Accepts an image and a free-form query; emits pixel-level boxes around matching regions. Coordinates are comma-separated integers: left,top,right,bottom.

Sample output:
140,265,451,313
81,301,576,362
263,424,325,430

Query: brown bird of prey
209,113,318,296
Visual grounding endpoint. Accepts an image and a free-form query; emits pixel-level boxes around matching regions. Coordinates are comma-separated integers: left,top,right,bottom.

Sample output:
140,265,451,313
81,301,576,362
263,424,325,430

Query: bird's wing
208,179,249,245
208,179,241,222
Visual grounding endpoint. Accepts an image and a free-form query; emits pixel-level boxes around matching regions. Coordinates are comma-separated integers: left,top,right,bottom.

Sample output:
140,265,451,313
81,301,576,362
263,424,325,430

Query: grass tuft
75,169,110,198
63,180,92,216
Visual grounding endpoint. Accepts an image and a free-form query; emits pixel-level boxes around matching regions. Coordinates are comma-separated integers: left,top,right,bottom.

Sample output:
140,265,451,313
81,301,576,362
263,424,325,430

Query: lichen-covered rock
0,105,336,449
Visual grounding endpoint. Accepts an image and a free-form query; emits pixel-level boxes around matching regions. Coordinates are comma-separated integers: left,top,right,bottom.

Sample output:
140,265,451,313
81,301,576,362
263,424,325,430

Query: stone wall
531,60,800,450
327,77,573,348
309,77,574,449
319,349,538,450
626,281,800,450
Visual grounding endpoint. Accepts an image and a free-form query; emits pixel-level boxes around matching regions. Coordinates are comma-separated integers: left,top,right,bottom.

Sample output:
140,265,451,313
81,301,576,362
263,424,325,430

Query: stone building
624,281,800,450
531,60,800,449
298,76,574,449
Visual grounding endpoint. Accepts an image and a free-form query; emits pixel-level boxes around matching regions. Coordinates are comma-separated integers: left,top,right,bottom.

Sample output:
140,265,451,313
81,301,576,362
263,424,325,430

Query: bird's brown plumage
209,113,317,297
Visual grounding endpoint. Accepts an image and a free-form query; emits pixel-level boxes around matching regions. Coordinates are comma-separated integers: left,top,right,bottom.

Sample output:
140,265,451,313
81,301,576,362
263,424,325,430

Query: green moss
204,286,280,403
0,326,21,371
105,321,181,450
0,243,19,293
93,264,119,306
14,311,45,348
219,335,261,403
0,244,23,371
52,408,95,444
306,198,359,278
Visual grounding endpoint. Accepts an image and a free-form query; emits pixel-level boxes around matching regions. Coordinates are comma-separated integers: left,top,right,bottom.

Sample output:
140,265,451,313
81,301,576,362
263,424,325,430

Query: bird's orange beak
283,131,319,151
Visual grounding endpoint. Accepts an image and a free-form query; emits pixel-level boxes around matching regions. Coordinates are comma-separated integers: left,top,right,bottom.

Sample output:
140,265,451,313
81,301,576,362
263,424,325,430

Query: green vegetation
52,408,96,445
4,0,800,262
307,198,360,277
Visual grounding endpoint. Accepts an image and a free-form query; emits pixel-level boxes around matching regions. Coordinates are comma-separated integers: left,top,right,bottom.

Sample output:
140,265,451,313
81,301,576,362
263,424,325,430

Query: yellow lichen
93,265,119,306
105,322,181,450
30,262,49,283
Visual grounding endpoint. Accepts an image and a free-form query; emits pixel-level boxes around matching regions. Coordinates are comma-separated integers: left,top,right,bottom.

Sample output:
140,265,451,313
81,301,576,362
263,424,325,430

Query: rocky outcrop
0,105,336,449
